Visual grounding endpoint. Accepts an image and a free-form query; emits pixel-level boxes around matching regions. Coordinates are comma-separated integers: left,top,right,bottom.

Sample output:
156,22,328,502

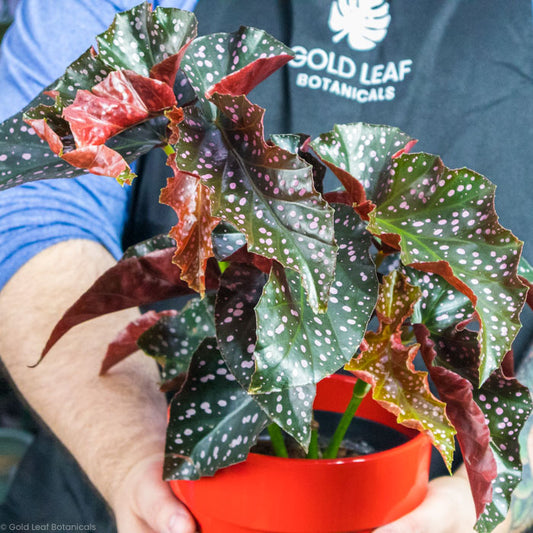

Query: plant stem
163,143,175,156
323,379,371,459
307,422,319,459
267,423,288,458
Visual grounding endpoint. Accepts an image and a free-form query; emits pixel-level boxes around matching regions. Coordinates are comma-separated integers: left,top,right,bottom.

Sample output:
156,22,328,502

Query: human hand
373,472,511,533
112,454,197,533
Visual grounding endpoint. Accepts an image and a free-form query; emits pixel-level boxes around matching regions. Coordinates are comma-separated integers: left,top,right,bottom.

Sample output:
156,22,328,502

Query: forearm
0,239,167,507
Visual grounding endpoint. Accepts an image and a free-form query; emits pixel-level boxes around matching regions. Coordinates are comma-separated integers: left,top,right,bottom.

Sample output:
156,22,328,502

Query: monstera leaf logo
328,0,391,51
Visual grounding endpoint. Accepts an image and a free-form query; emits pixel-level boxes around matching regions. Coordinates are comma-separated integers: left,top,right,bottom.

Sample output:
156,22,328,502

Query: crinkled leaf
181,25,293,119
211,222,247,261
159,154,220,294
346,270,457,469
39,242,219,362
26,68,178,183
49,2,197,105
409,269,533,529
138,294,216,385
366,153,526,384
100,309,176,375
164,338,268,480
174,93,337,313
215,263,315,449
0,109,87,189
310,123,416,217
251,204,378,393
270,133,326,194
414,322,497,517
63,70,176,147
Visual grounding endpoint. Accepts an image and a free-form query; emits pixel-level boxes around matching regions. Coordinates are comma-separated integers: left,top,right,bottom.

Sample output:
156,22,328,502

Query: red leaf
408,260,478,310
100,310,177,375
414,323,497,518
206,55,293,98
24,115,133,183
38,247,219,363
62,145,131,182
165,106,184,144
63,70,176,147
24,116,66,155
149,40,193,88
160,154,221,295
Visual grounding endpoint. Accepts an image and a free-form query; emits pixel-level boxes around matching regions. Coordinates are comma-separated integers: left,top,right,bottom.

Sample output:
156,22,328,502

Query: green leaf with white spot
310,123,415,213
174,93,337,313
347,270,457,469
164,338,268,480
473,370,532,532
50,2,197,105
137,294,216,384
250,204,378,393
366,152,526,384
270,133,326,194
215,263,315,449
181,25,293,119
211,222,247,260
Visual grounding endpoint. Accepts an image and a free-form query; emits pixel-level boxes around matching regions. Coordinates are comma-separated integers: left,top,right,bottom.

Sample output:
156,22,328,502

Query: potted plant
0,3,532,532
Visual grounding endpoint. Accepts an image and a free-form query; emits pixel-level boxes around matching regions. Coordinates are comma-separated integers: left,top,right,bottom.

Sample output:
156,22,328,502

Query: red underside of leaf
63,69,176,147
409,260,478,308
354,199,376,220
165,106,185,144
377,232,401,251
392,138,418,159
150,40,193,87
323,191,351,205
414,323,496,518
25,116,131,181
205,55,293,98
225,246,273,274
320,159,368,212
38,248,220,364
62,145,130,180
100,310,177,375
160,155,221,294
24,118,64,155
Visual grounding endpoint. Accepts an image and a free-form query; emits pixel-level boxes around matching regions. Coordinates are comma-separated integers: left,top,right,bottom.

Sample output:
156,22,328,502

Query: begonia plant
0,4,532,531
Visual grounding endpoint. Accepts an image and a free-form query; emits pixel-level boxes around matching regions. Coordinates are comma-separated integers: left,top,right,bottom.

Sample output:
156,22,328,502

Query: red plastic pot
170,374,432,533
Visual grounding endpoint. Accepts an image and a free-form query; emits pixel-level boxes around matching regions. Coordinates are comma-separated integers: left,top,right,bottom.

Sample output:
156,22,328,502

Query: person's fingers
374,475,477,533
114,454,197,533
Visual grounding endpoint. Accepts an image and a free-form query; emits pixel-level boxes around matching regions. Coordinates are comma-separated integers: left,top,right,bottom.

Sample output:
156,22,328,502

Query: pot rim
244,373,433,467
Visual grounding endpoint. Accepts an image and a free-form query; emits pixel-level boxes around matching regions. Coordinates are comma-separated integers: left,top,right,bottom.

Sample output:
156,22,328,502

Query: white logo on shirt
328,0,391,51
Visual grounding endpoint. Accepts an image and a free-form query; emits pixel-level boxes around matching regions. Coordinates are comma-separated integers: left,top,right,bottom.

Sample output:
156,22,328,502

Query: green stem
306,423,319,459
323,379,371,459
267,423,288,458
162,143,175,156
